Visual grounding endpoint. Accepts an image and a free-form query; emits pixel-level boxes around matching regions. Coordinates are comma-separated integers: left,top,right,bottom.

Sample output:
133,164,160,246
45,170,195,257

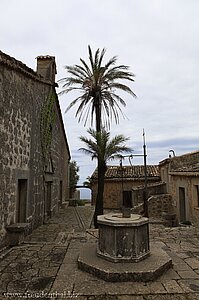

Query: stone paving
0,206,199,299
0,206,93,300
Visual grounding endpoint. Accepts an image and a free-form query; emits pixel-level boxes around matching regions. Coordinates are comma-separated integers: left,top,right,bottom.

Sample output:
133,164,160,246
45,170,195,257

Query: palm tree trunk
95,94,101,133
93,161,106,228
93,93,104,228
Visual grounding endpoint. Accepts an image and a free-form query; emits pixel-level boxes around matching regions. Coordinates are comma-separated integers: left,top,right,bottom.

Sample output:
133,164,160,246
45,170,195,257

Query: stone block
6,223,30,246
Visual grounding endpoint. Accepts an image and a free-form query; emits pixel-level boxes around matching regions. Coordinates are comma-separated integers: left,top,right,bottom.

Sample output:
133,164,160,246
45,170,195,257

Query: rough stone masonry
0,51,70,248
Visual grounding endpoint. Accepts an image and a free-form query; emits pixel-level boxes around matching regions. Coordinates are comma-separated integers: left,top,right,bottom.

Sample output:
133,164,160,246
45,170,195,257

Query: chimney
36,55,57,83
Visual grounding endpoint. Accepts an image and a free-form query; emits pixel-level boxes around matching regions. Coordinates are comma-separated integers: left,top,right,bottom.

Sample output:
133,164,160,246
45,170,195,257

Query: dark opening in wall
17,179,28,222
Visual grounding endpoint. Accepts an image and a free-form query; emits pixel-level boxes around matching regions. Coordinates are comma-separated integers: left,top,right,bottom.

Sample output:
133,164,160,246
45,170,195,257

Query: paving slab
162,280,184,293
173,262,193,271
185,257,199,269
177,270,199,279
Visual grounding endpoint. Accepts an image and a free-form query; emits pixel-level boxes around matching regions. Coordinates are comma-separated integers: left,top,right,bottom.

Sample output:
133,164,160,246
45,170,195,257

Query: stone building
159,151,199,226
90,165,160,209
90,151,199,225
0,51,70,247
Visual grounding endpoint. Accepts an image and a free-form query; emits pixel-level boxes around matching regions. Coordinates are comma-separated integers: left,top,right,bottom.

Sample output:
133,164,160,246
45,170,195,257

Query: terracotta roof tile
170,150,199,174
91,165,160,180
173,164,199,172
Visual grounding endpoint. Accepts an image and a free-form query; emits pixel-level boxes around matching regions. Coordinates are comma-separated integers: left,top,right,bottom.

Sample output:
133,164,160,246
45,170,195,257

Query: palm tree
59,45,136,132
60,46,136,226
79,128,132,228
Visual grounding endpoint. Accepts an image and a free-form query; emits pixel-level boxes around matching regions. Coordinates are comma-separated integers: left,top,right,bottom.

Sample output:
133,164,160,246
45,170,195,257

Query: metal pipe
143,129,148,217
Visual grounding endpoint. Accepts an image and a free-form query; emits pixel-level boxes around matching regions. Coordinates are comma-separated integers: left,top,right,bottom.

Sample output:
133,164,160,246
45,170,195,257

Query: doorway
179,187,186,222
17,179,28,222
123,191,132,208
45,181,52,218
59,181,63,207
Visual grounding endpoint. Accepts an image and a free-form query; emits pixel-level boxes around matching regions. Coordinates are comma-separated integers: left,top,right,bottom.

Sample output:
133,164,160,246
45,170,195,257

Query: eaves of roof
169,171,199,177
103,176,161,182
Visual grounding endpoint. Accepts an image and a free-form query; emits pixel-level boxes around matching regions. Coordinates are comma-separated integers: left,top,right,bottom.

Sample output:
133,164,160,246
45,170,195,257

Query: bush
77,200,85,206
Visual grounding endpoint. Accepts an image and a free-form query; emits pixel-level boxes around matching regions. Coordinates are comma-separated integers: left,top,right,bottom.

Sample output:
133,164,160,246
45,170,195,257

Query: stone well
78,213,172,282
97,213,150,262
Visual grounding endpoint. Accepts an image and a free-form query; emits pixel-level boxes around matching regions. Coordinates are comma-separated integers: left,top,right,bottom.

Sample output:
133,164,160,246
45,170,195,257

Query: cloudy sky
1,0,199,197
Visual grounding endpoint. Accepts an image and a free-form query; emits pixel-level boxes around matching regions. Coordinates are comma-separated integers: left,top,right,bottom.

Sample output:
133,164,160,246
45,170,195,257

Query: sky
1,0,199,198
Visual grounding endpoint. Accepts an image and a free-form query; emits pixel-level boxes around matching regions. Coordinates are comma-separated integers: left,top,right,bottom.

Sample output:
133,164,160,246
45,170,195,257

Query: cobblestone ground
0,206,94,300
1,207,199,299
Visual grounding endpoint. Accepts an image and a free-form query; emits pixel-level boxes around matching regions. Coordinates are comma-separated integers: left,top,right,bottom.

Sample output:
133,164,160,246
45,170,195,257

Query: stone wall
132,182,167,207
91,178,161,209
92,179,136,209
148,194,173,218
0,51,70,247
131,183,173,217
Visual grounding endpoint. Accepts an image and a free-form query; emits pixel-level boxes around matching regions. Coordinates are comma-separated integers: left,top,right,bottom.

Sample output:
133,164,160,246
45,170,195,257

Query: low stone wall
132,193,174,221
132,182,167,207
148,194,174,218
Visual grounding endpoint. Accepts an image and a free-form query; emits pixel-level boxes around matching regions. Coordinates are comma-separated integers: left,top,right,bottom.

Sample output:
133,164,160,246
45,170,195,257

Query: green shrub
77,200,85,206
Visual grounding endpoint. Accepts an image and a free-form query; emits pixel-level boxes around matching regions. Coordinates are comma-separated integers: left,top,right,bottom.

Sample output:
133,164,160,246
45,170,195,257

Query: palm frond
104,56,117,69
64,66,87,80
76,96,93,125
58,87,83,96
94,48,100,68
109,83,137,97
98,48,106,68
64,95,86,113
88,45,94,70
79,58,92,77
79,135,98,153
